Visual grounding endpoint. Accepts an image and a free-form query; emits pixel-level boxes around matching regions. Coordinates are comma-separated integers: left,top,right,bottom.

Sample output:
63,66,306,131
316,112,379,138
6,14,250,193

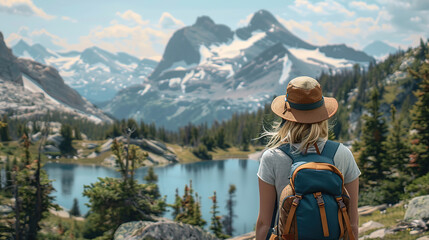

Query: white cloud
61,16,77,23
291,0,355,17
0,0,55,20
349,1,380,11
158,12,185,29
116,10,149,26
276,16,329,45
237,13,254,27
5,27,69,51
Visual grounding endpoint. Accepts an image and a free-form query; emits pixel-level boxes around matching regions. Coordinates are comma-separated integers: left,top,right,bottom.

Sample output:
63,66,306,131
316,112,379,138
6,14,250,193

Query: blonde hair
262,119,329,153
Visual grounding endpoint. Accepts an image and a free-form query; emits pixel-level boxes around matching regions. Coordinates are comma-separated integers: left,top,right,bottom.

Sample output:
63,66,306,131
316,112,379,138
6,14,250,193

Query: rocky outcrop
405,195,429,221
114,220,219,240
0,31,112,123
359,220,384,234
99,137,178,165
358,204,387,216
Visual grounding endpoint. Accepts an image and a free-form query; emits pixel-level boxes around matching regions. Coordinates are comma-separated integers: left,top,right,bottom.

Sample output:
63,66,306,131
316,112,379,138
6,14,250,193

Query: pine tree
144,166,158,183
74,126,82,140
171,188,182,220
0,116,10,141
383,105,410,173
191,193,206,227
355,88,388,186
69,198,81,217
222,184,236,236
210,191,229,239
408,53,429,177
59,124,76,156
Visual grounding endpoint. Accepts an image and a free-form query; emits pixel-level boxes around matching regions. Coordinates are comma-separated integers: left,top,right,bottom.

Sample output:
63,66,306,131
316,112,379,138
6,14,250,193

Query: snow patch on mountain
199,32,266,61
288,48,354,68
22,74,61,105
279,55,292,84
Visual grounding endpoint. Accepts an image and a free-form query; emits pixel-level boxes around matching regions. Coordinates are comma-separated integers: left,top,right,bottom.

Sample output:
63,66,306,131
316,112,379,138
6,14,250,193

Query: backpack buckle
314,192,324,206
292,195,302,206
336,197,346,209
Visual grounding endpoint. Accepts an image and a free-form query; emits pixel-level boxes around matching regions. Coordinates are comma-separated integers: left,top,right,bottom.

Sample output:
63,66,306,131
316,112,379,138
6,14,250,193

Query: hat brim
271,95,338,123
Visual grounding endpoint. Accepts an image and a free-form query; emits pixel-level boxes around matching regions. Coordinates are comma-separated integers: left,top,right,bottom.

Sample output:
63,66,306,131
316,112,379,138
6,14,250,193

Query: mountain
363,41,398,59
11,41,157,103
0,32,112,123
103,10,375,130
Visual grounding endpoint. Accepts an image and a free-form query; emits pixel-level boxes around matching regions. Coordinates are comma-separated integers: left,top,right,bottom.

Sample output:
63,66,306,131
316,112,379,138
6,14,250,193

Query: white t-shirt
257,140,361,203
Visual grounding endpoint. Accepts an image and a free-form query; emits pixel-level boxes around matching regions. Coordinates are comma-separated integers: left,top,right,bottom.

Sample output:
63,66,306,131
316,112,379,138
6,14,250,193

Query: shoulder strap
321,140,340,163
277,144,296,162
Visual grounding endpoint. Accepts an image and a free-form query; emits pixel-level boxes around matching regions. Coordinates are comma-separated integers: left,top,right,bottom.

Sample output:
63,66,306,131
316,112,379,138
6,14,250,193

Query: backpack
268,140,355,240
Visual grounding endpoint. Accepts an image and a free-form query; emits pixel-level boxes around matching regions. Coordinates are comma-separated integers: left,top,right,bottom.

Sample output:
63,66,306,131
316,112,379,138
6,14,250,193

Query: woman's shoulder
260,146,291,163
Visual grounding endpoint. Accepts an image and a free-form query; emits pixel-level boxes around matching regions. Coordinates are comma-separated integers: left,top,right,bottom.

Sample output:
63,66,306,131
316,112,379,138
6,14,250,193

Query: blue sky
1,0,428,60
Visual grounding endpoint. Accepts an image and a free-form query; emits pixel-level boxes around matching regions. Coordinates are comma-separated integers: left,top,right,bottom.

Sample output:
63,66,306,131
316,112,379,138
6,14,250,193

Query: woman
255,76,360,240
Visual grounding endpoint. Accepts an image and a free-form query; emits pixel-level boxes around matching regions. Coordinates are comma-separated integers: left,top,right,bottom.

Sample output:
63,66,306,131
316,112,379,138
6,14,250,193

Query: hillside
0,32,112,124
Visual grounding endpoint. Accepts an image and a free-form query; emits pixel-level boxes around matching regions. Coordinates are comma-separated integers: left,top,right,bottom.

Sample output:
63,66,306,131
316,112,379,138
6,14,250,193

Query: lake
43,159,260,236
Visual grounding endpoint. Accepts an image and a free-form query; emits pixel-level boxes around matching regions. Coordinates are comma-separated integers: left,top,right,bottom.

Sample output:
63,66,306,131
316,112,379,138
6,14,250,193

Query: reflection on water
44,159,259,236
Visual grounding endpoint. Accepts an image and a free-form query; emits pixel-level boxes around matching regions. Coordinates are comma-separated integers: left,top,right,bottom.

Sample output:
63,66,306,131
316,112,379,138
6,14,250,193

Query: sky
1,0,428,61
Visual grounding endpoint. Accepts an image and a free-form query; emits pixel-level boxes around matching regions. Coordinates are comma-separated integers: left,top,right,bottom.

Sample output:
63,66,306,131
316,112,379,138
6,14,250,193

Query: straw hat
271,76,338,123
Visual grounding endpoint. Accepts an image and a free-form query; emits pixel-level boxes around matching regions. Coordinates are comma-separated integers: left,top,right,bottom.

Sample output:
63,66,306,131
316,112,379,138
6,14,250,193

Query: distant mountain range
11,40,158,104
8,9,377,129
102,10,375,129
0,32,112,123
363,41,398,59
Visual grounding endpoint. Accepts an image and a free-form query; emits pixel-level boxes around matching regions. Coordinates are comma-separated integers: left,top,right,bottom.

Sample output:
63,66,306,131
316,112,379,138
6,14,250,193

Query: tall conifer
355,88,388,185
408,52,429,177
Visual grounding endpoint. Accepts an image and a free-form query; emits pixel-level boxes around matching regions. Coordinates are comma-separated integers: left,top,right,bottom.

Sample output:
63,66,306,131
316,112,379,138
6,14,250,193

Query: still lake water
43,159,260,236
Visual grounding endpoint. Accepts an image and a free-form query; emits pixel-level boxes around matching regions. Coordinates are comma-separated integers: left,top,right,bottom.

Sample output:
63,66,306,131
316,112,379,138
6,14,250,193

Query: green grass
359,203,429,239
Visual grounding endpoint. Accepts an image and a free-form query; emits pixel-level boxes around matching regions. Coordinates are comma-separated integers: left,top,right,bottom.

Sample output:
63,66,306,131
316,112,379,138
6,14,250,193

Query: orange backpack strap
282,195,301,238
336,197,355,240
313,192,329,237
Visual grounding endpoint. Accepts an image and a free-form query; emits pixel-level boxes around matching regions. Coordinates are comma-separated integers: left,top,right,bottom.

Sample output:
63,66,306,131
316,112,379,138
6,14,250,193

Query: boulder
114,221,219,240
87,152,98,159
417,236,429,240
358,204,387,216
86,143,98,149
405,195,429,221
100,139,113,153
359,220,384,233
43,145,60,153
368,228,386,239
47,133,63,147
31,132,42,141
103,155,117,167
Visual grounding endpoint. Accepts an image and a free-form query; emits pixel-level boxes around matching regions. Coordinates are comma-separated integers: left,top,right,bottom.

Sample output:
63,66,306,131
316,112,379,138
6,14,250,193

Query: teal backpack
268,140,355,240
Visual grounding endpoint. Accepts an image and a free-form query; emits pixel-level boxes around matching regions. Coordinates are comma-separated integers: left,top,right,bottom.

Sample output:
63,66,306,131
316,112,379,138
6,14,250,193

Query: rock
228,231,255,240
43,144,60,153
103,155,117,167
0,205,13,215
359,220,384,233
100,139,113,153
31,132,41,141
114,221,219,240
358,204,388,216
417,236,429,240
368,228,386,239
87,152,99,159
411,219,427,230
47,133,64,147
410,230,422,235
405,195,429,221
86,143,98,149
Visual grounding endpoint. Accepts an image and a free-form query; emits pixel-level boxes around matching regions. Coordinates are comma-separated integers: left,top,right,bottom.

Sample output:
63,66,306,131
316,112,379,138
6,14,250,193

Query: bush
192,144,212,160
405,173,429,198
